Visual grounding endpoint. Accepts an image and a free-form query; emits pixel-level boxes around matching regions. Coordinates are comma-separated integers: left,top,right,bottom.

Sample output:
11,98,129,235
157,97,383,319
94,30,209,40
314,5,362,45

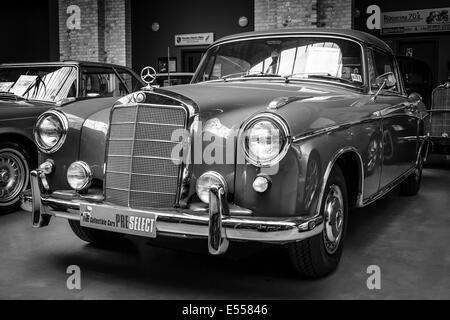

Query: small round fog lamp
253,176,271,193
196,172,227,204
67,161,92,191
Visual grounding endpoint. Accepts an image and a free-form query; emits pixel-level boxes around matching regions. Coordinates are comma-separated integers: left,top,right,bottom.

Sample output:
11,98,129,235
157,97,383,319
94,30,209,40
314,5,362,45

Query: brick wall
254,0,353,31
58,0,131,66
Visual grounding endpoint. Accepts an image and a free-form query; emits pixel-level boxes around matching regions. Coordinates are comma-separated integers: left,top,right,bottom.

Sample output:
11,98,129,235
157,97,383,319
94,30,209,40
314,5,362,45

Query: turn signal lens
253,176,271,193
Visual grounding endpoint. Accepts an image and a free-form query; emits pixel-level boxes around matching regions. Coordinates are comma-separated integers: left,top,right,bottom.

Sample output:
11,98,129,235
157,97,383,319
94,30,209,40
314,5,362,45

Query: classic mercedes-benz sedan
0,61,142,213
24,29,428,277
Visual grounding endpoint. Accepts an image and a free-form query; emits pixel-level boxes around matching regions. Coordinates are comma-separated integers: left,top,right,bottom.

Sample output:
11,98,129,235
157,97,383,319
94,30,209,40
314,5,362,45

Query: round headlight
243,114,290,167
196,172,227,204
34,111,68,154
67,161,92,191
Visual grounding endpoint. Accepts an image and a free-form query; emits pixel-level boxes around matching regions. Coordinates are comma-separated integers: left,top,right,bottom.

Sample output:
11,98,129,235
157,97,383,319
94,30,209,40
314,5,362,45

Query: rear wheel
289,166,348,278
0,142,32,214
69,220,125,246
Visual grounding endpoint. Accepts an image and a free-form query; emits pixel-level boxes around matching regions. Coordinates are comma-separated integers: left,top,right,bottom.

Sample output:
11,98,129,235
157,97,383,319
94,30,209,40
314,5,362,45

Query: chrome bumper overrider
22,170,324,255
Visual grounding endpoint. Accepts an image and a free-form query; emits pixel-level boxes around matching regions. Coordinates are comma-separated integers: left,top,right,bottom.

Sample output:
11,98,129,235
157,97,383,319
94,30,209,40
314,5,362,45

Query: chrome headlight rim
34,110,68,154
67,161,92,192
242,113,291,167
196,171,228,204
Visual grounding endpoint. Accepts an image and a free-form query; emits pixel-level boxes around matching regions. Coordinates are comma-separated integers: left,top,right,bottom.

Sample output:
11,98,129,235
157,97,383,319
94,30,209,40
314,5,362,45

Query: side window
370,49,399,93
80,67,128,98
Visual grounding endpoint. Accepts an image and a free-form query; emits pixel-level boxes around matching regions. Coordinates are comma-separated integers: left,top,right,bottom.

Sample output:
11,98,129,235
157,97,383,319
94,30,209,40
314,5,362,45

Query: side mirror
372,72,397,101
408,92,423,103
375,72,397,89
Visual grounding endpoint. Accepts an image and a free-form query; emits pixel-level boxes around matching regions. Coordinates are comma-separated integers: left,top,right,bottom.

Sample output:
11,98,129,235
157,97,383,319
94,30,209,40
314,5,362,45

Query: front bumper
22,170,324,255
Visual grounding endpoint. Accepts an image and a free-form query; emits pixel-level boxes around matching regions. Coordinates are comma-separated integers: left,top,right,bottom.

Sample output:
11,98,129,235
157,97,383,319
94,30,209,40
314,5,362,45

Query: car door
369,49,419,189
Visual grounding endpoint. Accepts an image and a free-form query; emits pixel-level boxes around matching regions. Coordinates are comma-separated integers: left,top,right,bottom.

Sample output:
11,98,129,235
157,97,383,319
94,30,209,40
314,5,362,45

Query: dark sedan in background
0,61,142,213
397,56,434,109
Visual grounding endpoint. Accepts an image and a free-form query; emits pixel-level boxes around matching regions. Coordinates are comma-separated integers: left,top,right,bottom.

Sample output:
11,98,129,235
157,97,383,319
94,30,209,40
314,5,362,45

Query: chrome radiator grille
429,86,450,137
105,104,187,209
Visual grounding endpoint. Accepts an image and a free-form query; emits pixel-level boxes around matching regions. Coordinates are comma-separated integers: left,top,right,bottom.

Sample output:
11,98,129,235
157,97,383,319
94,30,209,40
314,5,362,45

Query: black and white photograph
0,0,449,307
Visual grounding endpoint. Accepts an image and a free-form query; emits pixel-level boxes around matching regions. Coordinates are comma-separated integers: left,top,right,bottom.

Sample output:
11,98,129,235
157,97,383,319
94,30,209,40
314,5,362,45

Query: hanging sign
175,33,214,46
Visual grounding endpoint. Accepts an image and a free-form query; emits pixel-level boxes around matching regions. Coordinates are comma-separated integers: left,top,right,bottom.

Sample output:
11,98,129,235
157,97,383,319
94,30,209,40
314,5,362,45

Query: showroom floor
0,156,449,300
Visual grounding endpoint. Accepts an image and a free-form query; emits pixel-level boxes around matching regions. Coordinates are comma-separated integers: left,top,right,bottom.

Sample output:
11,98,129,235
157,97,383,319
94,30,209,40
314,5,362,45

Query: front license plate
79,204,157,238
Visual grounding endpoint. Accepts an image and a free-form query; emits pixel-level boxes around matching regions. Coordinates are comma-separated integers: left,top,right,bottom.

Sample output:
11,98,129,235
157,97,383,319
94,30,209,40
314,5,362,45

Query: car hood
162,81,372,135
0,99,52,120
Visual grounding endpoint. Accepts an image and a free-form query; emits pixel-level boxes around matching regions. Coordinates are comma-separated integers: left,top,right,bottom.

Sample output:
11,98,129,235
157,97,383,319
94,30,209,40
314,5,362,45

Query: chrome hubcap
0,150,26,203
323,185,345,255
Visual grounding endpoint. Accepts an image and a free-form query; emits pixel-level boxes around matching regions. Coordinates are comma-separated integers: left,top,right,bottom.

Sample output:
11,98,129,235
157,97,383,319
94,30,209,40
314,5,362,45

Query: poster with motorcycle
381,7,450,34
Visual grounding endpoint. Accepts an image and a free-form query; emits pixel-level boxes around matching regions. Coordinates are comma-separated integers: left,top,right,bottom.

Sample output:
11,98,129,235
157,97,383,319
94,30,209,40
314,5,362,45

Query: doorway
182,49,206,73
398,40,439,86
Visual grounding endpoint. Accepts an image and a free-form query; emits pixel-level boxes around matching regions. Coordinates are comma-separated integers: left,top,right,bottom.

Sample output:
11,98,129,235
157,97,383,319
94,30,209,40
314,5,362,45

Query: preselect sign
382,7,450,35
175,33,214,46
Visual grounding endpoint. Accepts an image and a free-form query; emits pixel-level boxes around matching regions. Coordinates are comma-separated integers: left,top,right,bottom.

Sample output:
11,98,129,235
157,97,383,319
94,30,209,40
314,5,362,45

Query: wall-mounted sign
381,7,450,35
66,5,81,30
158,57,177,73
175,33,214,46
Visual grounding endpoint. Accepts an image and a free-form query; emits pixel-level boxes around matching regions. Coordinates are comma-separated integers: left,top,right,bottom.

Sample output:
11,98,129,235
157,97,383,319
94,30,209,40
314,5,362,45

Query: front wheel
0,142,32,214
288,166,348,278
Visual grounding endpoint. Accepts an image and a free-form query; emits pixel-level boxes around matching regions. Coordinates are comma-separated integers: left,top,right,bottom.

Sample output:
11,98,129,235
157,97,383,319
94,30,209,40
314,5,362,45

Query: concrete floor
0,156,449,300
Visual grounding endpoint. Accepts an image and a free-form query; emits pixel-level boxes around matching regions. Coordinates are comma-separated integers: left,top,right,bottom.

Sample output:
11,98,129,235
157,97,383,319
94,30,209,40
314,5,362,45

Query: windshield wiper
287,73,355,85
243,72,284,78
221,71,284,81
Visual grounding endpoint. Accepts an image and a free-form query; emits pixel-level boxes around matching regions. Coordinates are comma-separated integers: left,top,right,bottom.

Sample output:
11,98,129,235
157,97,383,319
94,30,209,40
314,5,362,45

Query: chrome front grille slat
105,103,187,209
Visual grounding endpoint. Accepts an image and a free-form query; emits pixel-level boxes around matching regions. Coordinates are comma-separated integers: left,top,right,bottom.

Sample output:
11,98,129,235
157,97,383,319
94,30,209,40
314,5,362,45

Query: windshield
0,66,77,102
193,37,364,87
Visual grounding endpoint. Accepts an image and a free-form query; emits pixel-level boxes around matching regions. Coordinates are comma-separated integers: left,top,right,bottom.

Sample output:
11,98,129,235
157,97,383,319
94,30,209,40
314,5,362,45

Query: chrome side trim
292,118,375,143
362,167,415,206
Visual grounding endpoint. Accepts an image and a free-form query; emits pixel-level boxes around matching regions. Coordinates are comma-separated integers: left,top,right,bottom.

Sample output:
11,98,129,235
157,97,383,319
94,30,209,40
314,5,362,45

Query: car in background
428,80,450,154
154,72,194,87
397,56,434,109
0,61,142,213
25,29,427,278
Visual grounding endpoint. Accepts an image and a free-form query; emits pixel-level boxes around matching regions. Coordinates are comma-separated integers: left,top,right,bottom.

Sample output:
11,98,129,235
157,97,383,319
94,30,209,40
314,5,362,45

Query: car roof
0,60,133,70
214,28,393,53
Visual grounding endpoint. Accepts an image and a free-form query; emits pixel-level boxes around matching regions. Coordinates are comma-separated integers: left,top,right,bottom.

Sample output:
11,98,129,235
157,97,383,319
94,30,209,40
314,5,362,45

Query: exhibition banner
381,7,450,35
